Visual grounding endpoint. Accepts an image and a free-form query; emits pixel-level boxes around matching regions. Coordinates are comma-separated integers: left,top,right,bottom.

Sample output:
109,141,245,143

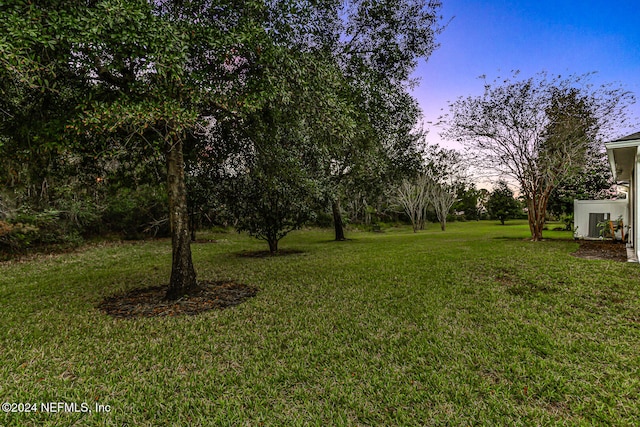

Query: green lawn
1,221,639,426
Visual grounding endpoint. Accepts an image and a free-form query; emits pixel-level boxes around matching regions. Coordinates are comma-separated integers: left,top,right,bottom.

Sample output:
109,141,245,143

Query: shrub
313,211,334,228
1,210,83,253
0,220,39,252
102,186,169,239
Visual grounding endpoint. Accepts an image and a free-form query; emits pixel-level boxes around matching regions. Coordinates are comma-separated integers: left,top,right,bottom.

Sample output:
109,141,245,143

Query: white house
605,131,640,261
573,199,628,240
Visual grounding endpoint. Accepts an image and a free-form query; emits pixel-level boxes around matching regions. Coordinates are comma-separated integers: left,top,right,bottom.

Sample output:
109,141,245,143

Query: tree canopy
1,0,340,298
487,181,521,225
547,148,615,218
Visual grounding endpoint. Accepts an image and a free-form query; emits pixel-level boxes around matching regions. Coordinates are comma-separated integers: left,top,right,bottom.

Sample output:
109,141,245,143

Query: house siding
574,200,628,239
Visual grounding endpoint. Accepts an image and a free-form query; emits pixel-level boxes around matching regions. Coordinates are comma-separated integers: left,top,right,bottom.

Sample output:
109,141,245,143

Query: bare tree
443,72,634,240
395,174,431,232
430,182,458,231
394,145,466,232
423,145,466,231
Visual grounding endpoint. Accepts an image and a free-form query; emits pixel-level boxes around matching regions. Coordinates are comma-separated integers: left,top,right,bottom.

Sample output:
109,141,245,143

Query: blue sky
412,0,640,149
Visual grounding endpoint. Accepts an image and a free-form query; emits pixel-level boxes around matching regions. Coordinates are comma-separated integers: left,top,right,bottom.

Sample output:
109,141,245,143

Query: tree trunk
165,136,198,300
190,222,197,242
440,219,446,231
189,205,197,242
267,238,278,254
332,198,346,241
526,192,549,241
528,211,544,241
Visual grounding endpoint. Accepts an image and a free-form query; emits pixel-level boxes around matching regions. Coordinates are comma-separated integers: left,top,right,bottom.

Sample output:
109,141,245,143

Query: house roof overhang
605,132,640,182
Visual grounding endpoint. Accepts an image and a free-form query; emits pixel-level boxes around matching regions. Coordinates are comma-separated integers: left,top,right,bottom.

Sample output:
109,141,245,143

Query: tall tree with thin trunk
296,0,443,241
430,183,457,231
443,72,634,241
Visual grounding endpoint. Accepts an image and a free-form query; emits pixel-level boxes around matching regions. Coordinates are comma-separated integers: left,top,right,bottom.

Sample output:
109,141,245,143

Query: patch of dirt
571,240,628,262
236,249,304,258
98,280,258,318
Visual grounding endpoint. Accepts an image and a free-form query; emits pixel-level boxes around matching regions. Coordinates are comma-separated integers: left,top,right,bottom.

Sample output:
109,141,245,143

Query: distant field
1,220,638,426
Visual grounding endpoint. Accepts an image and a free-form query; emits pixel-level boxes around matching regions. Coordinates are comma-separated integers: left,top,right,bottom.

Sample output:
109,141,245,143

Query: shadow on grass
493,266,559,295
492,236,575,242
236,249,305,258
191,239,221,244
315,238,359,244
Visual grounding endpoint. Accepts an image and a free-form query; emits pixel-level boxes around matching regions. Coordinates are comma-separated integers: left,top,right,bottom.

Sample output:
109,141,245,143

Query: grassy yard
1,220,639,426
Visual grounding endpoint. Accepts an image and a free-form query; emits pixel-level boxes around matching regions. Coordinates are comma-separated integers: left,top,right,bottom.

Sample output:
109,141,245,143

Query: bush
313,210,334,228
0,220,39,252
0,210,82,254
14,210,77,244
102,186,169,239
56,197,104,236
560,213,574,231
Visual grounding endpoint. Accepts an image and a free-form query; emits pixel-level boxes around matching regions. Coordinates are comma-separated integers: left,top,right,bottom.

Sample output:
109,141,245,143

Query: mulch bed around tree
98,280,259,319
571,240,628,262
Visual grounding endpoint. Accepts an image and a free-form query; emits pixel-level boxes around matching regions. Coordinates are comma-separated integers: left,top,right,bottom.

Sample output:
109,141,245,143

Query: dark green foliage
454,184,485,220
0,128,169,250
0,220,39,253
487,181,521,225
1,0,278,296
227,168,321,254
223,96,326,253
102,186,169,239
13,210,77,245
0,1,442,292
547,150,615,217
278,1,442,241
0,210,82,255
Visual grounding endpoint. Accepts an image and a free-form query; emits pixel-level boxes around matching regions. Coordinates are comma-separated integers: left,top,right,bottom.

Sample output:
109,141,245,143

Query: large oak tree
0,0,313,299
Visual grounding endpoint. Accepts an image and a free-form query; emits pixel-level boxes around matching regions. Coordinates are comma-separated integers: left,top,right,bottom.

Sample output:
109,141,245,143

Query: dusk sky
411,0,640,149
